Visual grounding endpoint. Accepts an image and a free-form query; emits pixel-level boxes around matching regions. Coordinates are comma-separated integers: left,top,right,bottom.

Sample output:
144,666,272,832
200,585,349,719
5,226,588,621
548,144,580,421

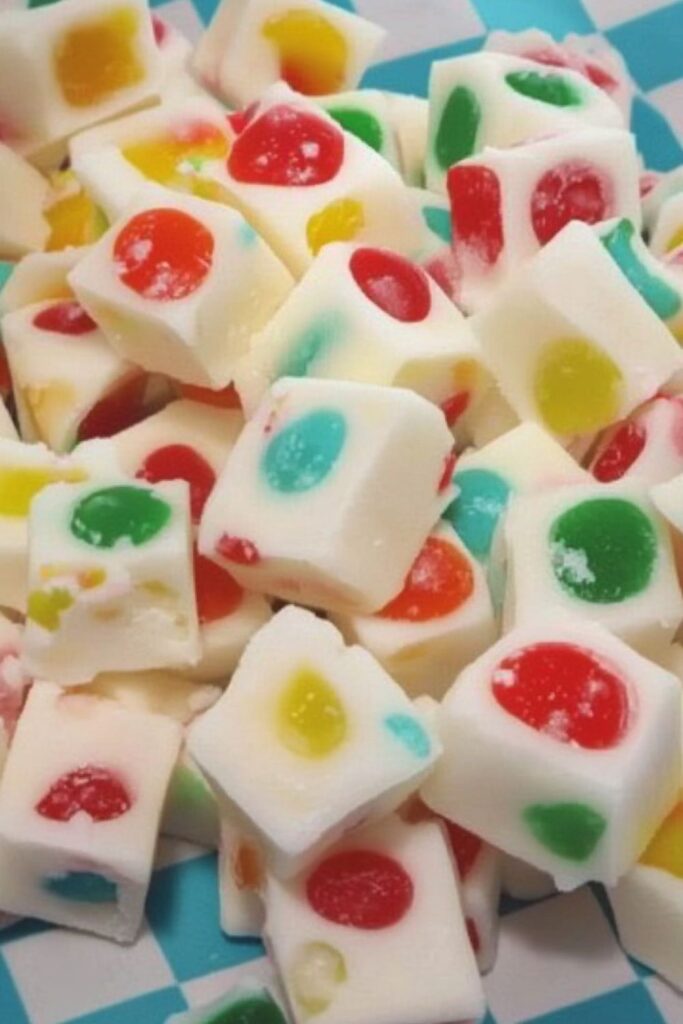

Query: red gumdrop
193,547,243,623
76,373,148,442
228,105,344,186
136,443,216,523
349,248,431,323
441,391,470,426
33,301,97,336
113,208,214,301
216,533,262,565
592,420,646,482
180,381,242,409
36,765,132,822
444,820,482,880
491,642,631,750
447,165,503,267
306,849,414,929
531,161,613,245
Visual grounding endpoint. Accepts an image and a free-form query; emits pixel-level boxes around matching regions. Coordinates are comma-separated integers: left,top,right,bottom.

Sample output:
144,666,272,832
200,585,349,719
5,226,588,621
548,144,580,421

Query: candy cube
2,298,145,452
69,95,233,221
422,620,681,889
317,90,399,169
199,377,454,614
473,220,683,446
333,523,496,700
426,52,623,195
447,129,641,312
505,480,683,659
218,808,265,937
0,0,161,163
163,751,219,849
590,395,683,485
168,983,287,1024
188,606,441,875
199,84,432,277
69,184,294,388
264,816,484,1024
0,682,181,941
234,241,485,420
386,93,428,187
193,0,384,107
608,793,683,989
0,143,49,259
23,478,200,684
0,248,86,314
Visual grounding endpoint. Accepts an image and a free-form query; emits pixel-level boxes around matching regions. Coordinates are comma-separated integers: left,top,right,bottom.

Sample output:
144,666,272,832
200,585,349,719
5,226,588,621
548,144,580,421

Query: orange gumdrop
261,10,348,96
379,536,475,622
53,7,145,108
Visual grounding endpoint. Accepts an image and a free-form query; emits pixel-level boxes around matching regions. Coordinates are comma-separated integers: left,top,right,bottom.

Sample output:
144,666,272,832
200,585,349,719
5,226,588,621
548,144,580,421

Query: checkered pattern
2,0,683,1021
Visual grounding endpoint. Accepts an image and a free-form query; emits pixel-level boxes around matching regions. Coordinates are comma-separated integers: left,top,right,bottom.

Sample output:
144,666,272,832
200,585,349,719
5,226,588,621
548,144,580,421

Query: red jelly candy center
113,207,214,301
36,765,131,822
592,420,646,482
136,443,216,523
379,536,474,622
216,534,261,566
193,547,243,623
447,164,503,267
349,247,431,322
33,301,97,336
228,104,344,187
531,161,613,245
306,848,414,929
491,642,631,750
180,381,242,409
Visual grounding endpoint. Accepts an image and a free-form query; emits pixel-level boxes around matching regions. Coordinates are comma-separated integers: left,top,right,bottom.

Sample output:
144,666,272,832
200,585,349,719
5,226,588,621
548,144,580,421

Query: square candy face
188,607,440,872
264,817,484,1024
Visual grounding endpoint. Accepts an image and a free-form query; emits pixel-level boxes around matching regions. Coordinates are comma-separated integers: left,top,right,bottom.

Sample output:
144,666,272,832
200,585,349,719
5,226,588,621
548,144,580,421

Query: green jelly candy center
505,70,583,107
602,218,682,321
435,85,480,171
70,485,172,549
523,802,607,862
277,310,346,379
327,106,384,153
207,995,287,1024
262,408,347,494
549,497,657,604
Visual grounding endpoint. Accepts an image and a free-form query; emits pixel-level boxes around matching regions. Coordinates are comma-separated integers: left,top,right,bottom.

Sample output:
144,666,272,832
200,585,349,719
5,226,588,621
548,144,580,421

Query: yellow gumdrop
45,184,108,252
277,666,347,759
306,198,365,257
27,588,74,632
53,7,144,109
121,123,229,185
666,225,683,253
533,337,623,436
262,10,348,96
641,798,683,880
0,466,86,517
290,941,347,1016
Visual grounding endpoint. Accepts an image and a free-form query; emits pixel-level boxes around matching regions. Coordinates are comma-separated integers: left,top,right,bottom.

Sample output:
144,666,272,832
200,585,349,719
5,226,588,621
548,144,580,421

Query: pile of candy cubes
2,0,683,1020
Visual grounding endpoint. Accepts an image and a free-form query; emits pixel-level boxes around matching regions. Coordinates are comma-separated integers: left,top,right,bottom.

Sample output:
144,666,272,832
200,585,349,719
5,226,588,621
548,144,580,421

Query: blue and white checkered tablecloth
2,1,683,1022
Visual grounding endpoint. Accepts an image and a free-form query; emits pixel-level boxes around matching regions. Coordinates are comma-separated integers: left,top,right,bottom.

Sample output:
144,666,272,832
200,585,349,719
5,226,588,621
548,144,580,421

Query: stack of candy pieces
3,0,683,1021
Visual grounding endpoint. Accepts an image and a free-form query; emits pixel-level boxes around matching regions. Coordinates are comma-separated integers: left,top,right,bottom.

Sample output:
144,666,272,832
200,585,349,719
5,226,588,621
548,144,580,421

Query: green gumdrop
206,995,287,1024
505,70,583,107
277,310,346,378
261,408,347,494
422,204,452,244
434,85,480,171
523,802,607,862
601,218,682,321
326,106,384,153
70,485,172,549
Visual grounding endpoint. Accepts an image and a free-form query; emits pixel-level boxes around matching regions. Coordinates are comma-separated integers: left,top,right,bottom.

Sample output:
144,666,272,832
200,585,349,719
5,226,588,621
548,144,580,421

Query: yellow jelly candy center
666,225,683,254
533,337,623,436
45,178,108,252
27,588,74,632
262,10,348,96
307,198,365,257
122,122,229,185
277,666,347,758
0,466,85,518
290,941,347,1016
53,7,144,109
641,799,683,880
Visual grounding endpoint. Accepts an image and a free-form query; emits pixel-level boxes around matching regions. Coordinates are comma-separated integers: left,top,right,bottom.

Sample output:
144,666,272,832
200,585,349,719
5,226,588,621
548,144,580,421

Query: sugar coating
423,619,681,890
0,144,49,259
0,681,181,942
199,376,455,614
188,607,441,876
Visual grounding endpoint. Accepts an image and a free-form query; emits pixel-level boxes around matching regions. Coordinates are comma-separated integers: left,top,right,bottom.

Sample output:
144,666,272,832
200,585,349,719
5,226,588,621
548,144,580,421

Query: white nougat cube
589,395,683,485
69,183,294,388
0,0,162,161
0,682,181,942
422,620,681,890
426,52,624,195
193,0,384,107
317,90,399,169
505,480,683,659
264,817,484,1024
0,144,49,259
235,241,485,419
334,523,497,700
199,84,432,278
0,247,87,314
23,477,200,684
2,298,140,453
447,129,641,312
188,607,441,876
473,220,683,446
199,377,455,614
